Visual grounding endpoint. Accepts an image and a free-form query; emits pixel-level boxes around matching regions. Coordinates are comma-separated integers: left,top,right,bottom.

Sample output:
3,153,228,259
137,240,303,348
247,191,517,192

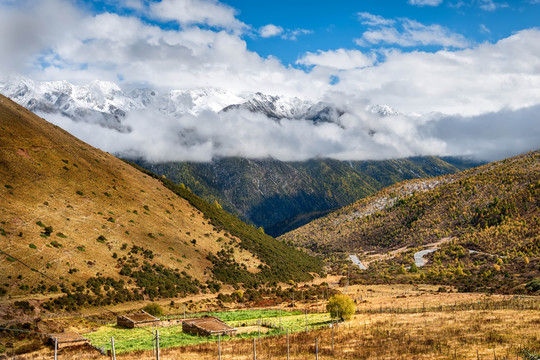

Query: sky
0,0,539,162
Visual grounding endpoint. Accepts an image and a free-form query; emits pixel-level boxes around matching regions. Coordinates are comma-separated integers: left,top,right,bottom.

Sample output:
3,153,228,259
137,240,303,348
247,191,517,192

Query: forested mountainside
0,95,322,311
139,156,464,236
280,151,540,293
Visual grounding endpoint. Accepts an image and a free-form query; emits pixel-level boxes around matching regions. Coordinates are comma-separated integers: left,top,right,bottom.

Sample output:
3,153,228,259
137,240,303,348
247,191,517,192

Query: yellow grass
13,286,540,360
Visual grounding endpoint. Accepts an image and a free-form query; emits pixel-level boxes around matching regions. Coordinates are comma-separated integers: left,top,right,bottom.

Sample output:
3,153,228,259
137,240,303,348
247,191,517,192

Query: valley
0,95,538,359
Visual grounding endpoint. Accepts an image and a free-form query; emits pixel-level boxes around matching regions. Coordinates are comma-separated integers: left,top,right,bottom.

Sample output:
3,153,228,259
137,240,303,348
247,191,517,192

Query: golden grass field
12,284,540,360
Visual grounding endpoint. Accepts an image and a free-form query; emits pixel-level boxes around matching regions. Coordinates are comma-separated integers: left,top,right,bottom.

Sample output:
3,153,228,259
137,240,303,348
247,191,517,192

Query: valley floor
9,284,540,360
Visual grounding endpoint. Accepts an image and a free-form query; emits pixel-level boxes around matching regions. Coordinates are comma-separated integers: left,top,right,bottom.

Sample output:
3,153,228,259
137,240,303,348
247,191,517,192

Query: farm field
85,309,330,354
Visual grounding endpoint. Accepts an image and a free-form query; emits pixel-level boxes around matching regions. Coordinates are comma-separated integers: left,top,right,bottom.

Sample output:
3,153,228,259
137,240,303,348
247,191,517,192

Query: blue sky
226,0,540,65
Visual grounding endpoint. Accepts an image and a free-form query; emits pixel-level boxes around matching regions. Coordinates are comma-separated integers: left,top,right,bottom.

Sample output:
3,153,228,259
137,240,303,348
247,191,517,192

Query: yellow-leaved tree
326,294,356,321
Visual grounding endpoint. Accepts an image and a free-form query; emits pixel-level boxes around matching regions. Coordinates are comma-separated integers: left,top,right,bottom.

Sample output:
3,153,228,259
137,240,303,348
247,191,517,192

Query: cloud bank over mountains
0,0,538,163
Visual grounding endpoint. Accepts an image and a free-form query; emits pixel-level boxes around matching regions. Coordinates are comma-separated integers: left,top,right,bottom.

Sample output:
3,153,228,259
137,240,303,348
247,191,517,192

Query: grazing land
8,284,540,359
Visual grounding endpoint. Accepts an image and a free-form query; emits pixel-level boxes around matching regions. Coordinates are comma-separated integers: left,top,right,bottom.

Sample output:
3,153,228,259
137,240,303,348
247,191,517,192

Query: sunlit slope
0,95,321,306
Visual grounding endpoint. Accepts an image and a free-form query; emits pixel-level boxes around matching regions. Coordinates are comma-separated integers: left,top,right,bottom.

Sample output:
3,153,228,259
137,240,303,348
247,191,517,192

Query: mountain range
0,73,479,236
140,156,467,236
0,72,405,132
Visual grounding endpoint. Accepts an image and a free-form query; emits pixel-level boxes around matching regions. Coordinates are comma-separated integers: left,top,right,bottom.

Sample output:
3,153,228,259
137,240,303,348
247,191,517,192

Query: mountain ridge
279,150,540,293
140,156,465,236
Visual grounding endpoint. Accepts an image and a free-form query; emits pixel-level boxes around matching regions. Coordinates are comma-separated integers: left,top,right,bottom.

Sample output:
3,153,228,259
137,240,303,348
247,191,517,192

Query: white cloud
478,0,508,11
408,0,444,6
39,89,539,163
282,29,313,41
333,29,540,116
422,104,540,161
6,4,323,99
0,0,84,72
479,24,491,33
259,24,284,38
357,12,395,26
149,0,247,33
355,15,470,48
297,49,375,70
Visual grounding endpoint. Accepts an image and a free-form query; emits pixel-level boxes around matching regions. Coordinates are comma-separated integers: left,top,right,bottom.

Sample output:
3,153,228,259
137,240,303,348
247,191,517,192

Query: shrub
14,301,34,312
97,235,107,243
526,278,540,292
326,294,356,321
142,303,164,317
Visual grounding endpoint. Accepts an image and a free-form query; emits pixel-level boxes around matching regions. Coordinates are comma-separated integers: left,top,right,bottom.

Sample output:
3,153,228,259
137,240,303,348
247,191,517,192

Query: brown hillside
0,94,260,300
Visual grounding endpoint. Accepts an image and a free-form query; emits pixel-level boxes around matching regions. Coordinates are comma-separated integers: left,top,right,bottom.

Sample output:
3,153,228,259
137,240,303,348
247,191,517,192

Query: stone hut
117,311,161,328
48,332,89,349
182,316,237,337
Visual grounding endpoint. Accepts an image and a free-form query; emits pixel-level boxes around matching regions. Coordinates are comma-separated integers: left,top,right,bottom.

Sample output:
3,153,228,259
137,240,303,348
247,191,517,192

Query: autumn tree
326,294,355,321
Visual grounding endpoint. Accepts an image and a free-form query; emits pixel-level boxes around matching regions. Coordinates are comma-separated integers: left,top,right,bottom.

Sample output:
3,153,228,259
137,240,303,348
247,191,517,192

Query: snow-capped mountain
0,73,243,130
0,72,400,133
222,92,346,124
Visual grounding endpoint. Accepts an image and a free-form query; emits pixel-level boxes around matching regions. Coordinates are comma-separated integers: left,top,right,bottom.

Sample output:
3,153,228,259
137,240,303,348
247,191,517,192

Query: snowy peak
222,92,344,124
0,72,399,134
223,92,311,119
168,88,242,115
367,104,400,117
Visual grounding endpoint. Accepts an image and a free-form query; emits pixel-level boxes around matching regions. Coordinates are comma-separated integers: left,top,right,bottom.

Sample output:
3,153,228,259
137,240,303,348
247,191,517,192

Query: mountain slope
0,95,322,309
140,156,463,236
280,151,540,292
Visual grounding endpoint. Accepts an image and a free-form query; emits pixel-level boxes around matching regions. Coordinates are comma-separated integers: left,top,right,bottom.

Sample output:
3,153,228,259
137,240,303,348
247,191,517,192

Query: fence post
258,318,261,345
111,336,116,360
331,321,334,352
286,329,289,360
315,337,318,360
218,334,221,360
305,309,308,333
253,337,256,360
152,328,155,357
156,329,160,360
54,337,58,360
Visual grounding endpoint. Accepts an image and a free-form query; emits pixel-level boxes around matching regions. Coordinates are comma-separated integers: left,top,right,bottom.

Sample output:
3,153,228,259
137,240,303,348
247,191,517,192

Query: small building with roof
48,332,89,349
117,311,161,328
182,316,237,337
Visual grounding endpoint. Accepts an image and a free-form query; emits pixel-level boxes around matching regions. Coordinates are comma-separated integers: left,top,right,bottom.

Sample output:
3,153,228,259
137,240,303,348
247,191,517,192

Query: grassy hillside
0,95,321,311
281,151,540,293
138,156,464,236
